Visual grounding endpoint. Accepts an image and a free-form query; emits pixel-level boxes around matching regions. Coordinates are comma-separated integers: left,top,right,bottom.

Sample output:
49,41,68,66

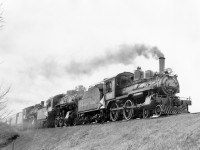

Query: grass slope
0,122,19,148
3,113,200,150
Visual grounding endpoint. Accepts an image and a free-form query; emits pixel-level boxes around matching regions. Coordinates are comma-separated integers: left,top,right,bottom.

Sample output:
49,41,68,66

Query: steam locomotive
7,57,191,129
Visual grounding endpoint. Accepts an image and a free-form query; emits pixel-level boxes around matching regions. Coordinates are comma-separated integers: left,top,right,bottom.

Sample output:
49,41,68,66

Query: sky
0,0,199,114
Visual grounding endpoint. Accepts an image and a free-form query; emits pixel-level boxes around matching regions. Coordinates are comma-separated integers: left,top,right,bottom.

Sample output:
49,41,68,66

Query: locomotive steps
3,112,200,150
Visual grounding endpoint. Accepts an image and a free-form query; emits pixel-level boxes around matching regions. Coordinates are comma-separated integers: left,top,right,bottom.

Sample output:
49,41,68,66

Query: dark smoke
65,44,164,76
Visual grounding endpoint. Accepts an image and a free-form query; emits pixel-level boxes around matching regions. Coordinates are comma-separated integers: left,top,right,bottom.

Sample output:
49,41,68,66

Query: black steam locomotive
8,57,191,129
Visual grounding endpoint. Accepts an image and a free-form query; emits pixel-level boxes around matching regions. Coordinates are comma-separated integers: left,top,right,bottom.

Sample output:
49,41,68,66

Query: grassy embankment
2,113,200,150
0,122,19,148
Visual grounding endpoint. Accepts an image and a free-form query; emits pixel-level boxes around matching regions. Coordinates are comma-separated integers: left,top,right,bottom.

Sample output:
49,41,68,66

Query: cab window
119,75,134,88
106,82,112,93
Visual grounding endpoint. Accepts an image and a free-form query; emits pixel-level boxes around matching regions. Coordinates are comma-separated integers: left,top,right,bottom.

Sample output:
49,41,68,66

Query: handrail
155,94,191,101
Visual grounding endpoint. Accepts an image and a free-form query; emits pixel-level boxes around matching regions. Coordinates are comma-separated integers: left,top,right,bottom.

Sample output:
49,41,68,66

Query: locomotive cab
104,77,116,100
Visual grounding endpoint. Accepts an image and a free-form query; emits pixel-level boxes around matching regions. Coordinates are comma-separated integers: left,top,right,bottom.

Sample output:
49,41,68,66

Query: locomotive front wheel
155,105,162,117
110,102,119,122
123,100,133,120
143,108,150,118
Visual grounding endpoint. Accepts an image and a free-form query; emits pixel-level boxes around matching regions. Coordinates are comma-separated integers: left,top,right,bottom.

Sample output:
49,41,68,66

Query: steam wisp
65,44,164,76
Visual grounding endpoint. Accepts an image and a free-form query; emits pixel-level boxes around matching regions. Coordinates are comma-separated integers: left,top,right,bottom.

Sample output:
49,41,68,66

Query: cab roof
103,72,134,81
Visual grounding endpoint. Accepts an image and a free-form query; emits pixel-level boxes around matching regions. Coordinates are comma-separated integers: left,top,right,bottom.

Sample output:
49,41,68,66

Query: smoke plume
65,44,164,76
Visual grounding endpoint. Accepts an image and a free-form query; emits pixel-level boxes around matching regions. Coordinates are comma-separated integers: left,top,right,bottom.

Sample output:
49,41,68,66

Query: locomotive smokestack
159,57,165,73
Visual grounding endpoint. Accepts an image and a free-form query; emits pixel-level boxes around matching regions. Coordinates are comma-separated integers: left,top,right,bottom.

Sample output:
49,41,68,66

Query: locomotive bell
159,57,165,73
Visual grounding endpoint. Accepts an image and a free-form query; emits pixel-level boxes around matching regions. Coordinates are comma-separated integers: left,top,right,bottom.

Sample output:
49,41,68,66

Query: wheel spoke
155,105,162,117
110,102,119,121
143,109,150,118
123,100,133,120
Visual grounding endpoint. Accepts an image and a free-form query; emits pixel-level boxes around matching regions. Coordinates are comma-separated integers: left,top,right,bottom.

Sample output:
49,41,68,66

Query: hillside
3,113,200,150
0,122,18,149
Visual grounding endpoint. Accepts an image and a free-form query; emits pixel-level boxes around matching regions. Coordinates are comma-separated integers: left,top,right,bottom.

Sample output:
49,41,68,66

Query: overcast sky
0,0,199,114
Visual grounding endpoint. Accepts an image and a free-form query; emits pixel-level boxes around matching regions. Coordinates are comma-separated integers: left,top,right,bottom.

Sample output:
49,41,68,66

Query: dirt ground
2,113,200,150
